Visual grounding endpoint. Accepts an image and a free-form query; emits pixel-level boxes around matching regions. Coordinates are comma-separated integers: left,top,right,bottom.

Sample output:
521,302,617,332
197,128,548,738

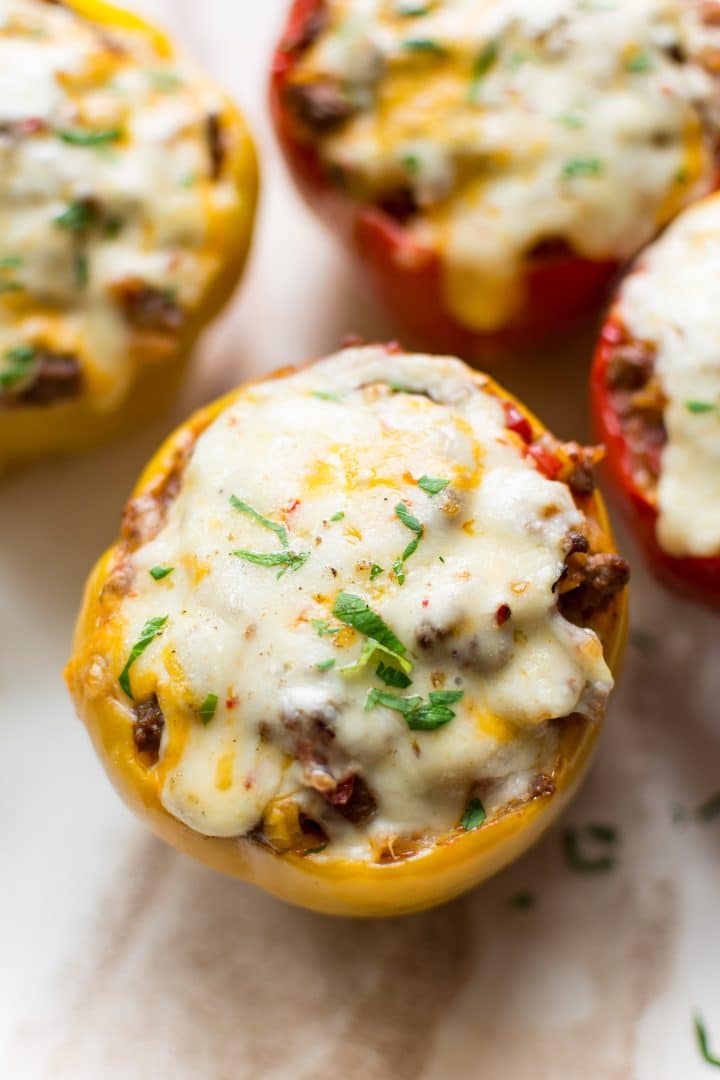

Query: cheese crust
285,0,720,332
0,0,257,466
68,346,628,868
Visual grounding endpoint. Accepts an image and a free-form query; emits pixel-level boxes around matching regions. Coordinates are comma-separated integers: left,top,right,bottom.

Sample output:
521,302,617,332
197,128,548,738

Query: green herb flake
557,111,586,129
118,615,168,700
315,658,336,672
469,39,499,101
311,619,341,637
562,157,603,179
418,475,449,496
369,564,384,581
697,791,720,823
54,199,97,233
199,692,219,726
0,281,22,295
563,823,618,873
58,127,122,147
686,400,716,414
179,173,198,189
395,1,431,14
229,494,289,547
402,153,421,174
232,549,310,578
365,687,463,731
402,37,445,53
0,344,36,391
149,565,174,581
0,255,23,269
694,1016,720,1068
509,890,536,910
147,69,184,91
330,511,345,522
376,660,412,689
104,216,124,238
304,843,328,855
333,592,412,675
311,390,341,402
626,52,652,73
460,798,486,831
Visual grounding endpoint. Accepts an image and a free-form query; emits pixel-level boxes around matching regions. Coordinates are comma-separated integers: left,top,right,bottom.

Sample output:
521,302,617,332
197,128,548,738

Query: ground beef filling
605,323,666,497
0,349,83,408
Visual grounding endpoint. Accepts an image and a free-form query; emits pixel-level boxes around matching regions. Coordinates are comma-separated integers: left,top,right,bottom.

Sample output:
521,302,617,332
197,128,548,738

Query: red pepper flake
18,117,46,136
422,597,429,608
226,695,240,710
284,497,300,516
503,401,533,444
385,341,404,354
528,443,563,480
495,603,511,626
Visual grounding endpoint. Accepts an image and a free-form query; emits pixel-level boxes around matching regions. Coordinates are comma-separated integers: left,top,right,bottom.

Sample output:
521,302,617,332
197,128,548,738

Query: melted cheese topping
113,347,613,860
619,194,720,557
294,0,720,331
0,0,242,409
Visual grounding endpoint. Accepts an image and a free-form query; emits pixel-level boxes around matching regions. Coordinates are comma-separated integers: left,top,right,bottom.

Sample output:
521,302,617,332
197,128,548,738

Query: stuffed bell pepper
271,0,720,359
67,343,629,916
0,0,258,471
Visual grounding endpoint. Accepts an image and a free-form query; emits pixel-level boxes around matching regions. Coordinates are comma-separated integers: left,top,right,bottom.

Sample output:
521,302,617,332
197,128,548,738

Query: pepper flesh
66,358,628,918
0,0,258,472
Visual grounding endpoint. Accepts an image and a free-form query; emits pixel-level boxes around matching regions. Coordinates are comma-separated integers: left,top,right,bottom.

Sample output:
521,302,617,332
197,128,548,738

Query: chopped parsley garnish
304,844,328,855
697,791,720,823
557,111,586,129
402,37,445,53
626,52,652,73
333,592,412,675
562,157,604,179
330,511,345,522
311,390,341,402
395,0,431,13
104,216,124,238
0,255,22,269
0,281,22,295
54,199,97,233
149,565,174,581
376,660,412,689
562,823,619,873
402,153,421,174
232,549,310,578
369,564,384,581
315,658,336,672
393,502,424,583
469,39,499,101
58,127,122,147
460,798,487,831
0,344,36,391
180,173,198,189
418,475,449,496
311,618,340,637
686,400,716,414
147,69,184,91
229,494,289,547
365,687,463,731
118,615,168,699
199,693,219,725
694,1017,720,1068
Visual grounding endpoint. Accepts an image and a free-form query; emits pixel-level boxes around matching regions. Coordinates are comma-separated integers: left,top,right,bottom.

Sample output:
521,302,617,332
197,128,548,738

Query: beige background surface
1,3,719,1077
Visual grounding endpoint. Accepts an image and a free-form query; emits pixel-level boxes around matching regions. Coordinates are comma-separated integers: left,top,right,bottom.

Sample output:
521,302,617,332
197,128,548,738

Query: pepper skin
0,0,258,472
67,355,628,918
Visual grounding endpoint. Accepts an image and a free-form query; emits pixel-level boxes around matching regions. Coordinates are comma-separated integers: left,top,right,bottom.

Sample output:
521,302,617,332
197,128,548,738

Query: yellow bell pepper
1,0,258,472
66,366,628,918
